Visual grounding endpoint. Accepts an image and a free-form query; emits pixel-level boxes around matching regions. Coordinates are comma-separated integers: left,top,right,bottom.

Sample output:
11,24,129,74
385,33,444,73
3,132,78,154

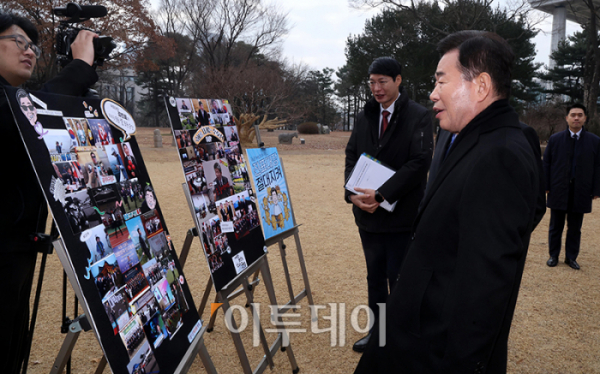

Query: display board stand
204,255,299,374
180,186,299,374
264,226,314,313
52,239,217,374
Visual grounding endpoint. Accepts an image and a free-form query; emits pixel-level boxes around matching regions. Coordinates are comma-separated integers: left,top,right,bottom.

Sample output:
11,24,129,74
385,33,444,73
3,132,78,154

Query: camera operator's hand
71,30,98,66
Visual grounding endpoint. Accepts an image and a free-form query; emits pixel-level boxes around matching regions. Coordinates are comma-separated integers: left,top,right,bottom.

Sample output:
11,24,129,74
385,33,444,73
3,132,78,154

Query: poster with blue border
246,147,295,240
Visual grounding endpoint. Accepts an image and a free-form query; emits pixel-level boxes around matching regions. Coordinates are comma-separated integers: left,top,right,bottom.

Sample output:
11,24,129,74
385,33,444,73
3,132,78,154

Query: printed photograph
53,161,85,192
123,263,150,302
63,189,102,234
94,147,118,186
104,144,129,183
140,185,158,215
43,129,72,156
120,178,144,214
87,119,114,146
192,191,216,223
102,288,132,335
62,119,81,149
113,239,139,274
144,312,169,349
119,317,146,359
204,159,235,203
135,291,161,327
142,258,164,287
126,340,158,374
162,305,183,337
141,209,163,237
83,223,114,263
121,142,139,179
148,232,170,260
126,215,152,264
91,254,124,300
174,130,193,149
152,278,175,312
78,149,104,189
223,125,239,144
193,99,211,128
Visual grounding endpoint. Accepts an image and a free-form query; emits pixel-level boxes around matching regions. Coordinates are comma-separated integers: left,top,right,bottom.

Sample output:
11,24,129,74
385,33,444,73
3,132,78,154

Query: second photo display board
165,97,266,291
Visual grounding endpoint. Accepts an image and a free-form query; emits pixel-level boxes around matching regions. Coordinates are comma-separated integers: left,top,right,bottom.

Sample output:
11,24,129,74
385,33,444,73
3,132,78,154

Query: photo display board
5,87,202,374
246,148,296,240
165,97,266,292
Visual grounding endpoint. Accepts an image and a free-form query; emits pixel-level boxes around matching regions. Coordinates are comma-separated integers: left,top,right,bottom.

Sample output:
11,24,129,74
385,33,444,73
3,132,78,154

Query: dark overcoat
543,127,600,213
344,86,433,233
355,100,539,374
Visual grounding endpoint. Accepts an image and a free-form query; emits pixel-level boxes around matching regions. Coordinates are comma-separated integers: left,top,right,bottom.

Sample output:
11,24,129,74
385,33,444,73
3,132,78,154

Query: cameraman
0,11,98,373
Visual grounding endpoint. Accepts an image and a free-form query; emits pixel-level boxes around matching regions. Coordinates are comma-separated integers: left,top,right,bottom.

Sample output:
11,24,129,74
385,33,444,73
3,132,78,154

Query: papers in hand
345,153,397,212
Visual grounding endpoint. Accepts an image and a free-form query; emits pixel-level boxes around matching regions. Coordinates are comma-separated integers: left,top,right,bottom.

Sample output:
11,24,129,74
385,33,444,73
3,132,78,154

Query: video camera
53,2,116,67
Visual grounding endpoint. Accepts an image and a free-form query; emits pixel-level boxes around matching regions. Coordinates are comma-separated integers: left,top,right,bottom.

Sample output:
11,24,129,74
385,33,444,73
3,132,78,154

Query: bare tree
1,0,159,88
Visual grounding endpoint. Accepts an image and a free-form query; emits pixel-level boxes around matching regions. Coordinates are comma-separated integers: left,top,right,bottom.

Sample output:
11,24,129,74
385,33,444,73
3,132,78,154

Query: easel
254,129,315,313
179,185,299,374
51,238,217,374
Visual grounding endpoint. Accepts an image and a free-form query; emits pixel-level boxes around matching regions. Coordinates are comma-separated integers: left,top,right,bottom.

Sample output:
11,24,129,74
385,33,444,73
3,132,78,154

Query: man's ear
475,72,493,101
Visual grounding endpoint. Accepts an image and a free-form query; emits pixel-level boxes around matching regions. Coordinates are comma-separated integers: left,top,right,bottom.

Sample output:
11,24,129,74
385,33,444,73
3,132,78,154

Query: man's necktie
444,133,457,160
380,110,390,138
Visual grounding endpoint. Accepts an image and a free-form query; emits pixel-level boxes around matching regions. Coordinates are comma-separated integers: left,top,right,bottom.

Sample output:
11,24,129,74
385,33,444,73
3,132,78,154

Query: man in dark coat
543,103,600,270
344,57,433,352
355,31,539,374
429,124,545,230
0,11,98,373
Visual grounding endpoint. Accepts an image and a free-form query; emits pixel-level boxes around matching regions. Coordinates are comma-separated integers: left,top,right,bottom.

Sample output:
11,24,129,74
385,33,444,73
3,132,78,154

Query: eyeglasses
20,104,35,112
0,34,41,58
369,80,392,88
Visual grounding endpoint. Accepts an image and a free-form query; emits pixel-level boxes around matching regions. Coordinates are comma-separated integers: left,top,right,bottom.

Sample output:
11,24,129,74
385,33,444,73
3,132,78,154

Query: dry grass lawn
26,128,600,374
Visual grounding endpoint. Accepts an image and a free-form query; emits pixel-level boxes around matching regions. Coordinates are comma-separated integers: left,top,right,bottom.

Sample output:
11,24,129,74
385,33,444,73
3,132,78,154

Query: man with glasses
0,11,98,373
344,57,433,353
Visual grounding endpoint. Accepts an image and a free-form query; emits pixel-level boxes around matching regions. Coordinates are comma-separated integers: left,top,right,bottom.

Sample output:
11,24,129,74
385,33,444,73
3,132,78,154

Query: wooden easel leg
293,231,314,305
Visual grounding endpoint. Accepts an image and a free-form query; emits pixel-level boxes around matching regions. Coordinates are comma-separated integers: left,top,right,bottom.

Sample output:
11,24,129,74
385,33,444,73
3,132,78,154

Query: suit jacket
543,127,600,213
198,109,210,127
344,86,433,233
355,100,539,374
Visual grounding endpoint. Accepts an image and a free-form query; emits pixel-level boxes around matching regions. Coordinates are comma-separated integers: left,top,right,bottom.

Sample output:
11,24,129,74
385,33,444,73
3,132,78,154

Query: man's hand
350,187,380,213
71,30,98,66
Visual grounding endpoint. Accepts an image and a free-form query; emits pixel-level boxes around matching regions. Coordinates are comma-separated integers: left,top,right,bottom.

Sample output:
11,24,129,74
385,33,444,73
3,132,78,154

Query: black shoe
352,333,371,353
547,257,558,267
565,258,580,270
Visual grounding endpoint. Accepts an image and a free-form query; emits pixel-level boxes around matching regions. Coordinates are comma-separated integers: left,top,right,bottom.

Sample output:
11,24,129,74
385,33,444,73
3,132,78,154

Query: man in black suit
355,31,539,374
197,103,210,127
543,103,600,270
344,57,433,352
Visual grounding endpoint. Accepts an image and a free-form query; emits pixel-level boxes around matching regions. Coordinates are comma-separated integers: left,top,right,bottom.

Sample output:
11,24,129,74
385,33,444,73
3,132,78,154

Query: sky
275,0,583,73
148,0,583,75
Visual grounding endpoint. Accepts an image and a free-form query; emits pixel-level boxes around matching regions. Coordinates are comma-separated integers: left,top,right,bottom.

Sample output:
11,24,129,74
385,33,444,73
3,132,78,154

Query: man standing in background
544,103,600,270
344,56,433,353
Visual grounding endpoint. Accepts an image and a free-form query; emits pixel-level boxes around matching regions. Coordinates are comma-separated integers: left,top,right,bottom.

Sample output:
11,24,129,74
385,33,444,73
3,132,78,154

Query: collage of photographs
172,98,261,276
43,112,192,374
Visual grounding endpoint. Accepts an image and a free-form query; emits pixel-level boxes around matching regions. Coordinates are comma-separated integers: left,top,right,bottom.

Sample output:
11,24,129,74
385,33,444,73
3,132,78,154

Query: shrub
297,122,319,134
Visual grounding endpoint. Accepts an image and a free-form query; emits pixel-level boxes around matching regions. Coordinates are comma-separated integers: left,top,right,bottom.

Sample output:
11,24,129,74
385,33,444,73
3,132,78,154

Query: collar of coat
417,99,520,220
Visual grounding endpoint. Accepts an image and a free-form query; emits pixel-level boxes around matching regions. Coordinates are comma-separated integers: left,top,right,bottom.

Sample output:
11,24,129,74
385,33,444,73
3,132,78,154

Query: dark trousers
1,250,38,373
549,209,584,260
358,229,411,331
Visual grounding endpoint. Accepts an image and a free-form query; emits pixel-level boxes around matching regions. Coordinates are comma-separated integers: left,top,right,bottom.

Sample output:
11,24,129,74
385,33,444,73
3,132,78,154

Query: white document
345,153,397,212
